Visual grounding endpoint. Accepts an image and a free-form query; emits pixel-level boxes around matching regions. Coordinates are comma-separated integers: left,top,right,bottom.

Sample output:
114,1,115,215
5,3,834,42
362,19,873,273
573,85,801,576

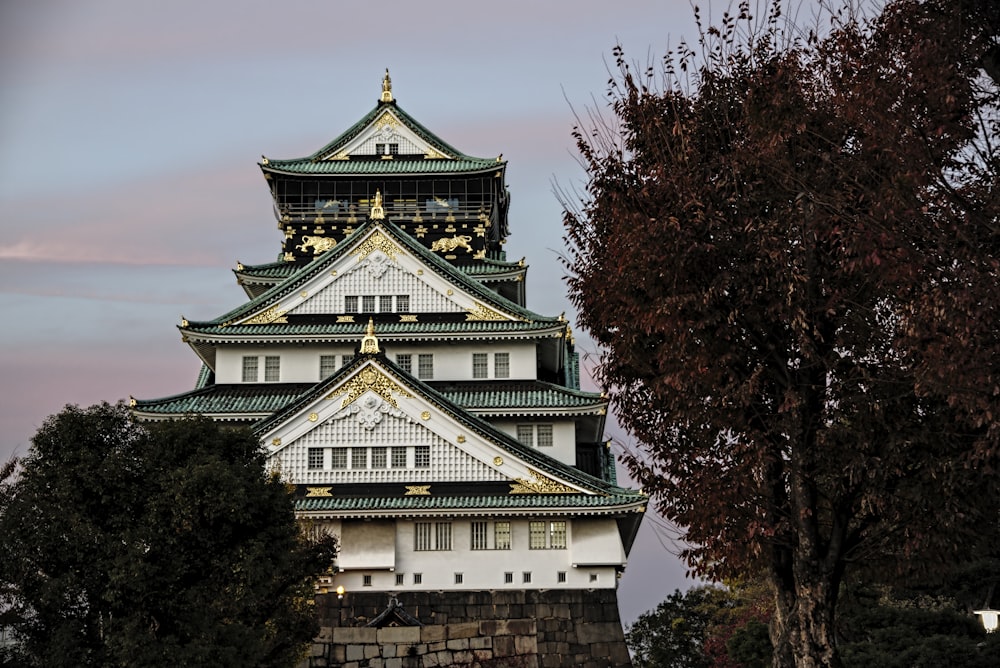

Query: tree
0,403,336,667
562,1,1000,666
626,582,772,668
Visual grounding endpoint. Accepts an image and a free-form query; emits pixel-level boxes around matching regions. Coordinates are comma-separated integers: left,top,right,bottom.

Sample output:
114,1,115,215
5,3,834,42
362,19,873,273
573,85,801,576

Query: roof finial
380,68,393,103
360,317,380,354
370,189,385,220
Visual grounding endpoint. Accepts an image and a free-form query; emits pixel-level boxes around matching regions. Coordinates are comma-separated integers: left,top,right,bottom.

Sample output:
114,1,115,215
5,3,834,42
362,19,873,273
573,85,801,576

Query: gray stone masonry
299,589,632,667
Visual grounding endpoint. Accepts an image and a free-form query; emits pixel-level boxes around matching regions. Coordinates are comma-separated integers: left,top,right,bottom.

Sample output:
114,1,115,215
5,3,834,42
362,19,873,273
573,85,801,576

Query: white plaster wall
216,342,537,383
493,420,577,467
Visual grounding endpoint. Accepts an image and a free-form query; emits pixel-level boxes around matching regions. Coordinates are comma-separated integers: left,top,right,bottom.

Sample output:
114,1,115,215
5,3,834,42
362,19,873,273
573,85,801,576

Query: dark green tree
562,1,1000,665
0,402,336,668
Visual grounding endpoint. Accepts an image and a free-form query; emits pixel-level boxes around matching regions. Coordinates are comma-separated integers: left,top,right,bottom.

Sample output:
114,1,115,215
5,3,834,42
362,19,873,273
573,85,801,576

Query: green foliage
626,583,772,668
0,402,336,668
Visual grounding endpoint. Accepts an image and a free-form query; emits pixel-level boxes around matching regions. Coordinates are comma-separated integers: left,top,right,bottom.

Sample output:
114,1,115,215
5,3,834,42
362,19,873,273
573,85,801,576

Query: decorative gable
318,108,453,161
239,226,520,322
260,357,590,496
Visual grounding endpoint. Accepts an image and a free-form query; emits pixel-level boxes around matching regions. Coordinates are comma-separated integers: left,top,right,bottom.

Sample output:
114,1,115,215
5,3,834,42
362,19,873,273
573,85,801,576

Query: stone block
506,619,535,636
365,643,381,658
447,621,480,639
384,659,402,668
576,622,620,645
420,625,447,643
377,626,420,644
469,636,492,650
493,635,516,657
428,641,447,652
514,634,538,655
536,603,552,619
345,644,366,662
451,650,474,664
446,638,469,651
334,627,378,644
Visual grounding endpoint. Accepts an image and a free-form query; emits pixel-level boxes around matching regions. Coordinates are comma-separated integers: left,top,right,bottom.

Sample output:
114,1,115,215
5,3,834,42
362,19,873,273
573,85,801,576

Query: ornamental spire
380,68,393,103
370,189,385,220
360,317,380,354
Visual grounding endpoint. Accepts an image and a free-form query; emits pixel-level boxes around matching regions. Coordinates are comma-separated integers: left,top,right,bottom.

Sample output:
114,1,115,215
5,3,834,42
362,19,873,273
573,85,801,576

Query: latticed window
264,356,280,382
380,295,393,312
517,425,534,447
557,571,567,583
414,522,432,551
454,573,463,585
350,447,367,469
320,354,338,378
537,425,554,448
307,448,324,470
494,352,510,378
550,521,567,549
391,447,407,468
363,574,372,587
396,354,412,373
418,354,434,379
471,521,488,550
413,573,422,584
330,449,347,469
414,446,430,468
396,295,410,311
242,356,258,382
529,521,546,549
395,573,405,586
345,296,358,313
435,522,452,550
371,447,387,469
523,572,532,583
495,521,511,550
342,354,354,367
504,572,514,584
472,353,488,379
362,296,376,312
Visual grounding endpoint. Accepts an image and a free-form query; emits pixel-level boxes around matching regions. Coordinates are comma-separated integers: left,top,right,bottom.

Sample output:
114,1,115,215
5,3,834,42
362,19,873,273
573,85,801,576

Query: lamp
974,608,999,633
336,585,345,600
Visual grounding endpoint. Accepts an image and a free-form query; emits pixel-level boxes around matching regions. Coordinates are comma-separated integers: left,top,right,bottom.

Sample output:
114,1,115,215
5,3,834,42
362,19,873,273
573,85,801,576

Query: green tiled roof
430,381,603,412
261,101,501,177
295,493,645,513
134,383,314,416
184,219,559,331
133,380,603,417
183,320,563,339
454,259,526,278
235,261,295,281
262,158,499,176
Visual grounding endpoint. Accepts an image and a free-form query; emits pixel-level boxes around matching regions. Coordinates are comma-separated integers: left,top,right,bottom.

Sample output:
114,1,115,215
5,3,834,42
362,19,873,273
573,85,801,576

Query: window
380,295,393,312
320,354,338,378
529,521,547,549
362,296,376,313
308,447,324,470
342,354,354,367
264,356,280,382
396,295,410,312
415,521,452,551
550,521,567,549
350,447,367,469
494,352,510,378
388,143,399,154
454,573,463,585
473,353,488,379
413,573,422,585
396,354,412,373
345,296,358,313
504,572,514,584
391,447,407,468
471,521,488,550
517,424,553,448
537,425,554,448
375,143,385,154
242,356,258,382
529,521,566,549
495,521,511,550
372,447,387,469
414,446,430,468
363,574,372,587
523,572,532,584
415,522,432,551
435,522,452,550
331,449,347,469
557,571,567,583
417,354,434,379
590,573,599,583
375,143,398,155
517,425,534,447
395,573,405,586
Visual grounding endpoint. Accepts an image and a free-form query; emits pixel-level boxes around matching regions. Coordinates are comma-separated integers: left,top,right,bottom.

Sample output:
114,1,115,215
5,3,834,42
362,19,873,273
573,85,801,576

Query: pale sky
0,0,713,624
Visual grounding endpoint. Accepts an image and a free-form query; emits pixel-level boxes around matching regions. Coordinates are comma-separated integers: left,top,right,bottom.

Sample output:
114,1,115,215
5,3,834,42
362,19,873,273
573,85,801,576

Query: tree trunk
769,568,842,668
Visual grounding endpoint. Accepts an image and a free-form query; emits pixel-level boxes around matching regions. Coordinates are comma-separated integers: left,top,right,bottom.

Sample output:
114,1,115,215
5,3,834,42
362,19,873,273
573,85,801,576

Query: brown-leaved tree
562,1,1000,666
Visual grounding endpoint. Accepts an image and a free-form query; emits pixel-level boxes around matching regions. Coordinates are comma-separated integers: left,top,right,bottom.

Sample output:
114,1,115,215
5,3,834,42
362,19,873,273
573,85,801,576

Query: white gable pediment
262,359,587,495
322,109,452,161
240,227,519,323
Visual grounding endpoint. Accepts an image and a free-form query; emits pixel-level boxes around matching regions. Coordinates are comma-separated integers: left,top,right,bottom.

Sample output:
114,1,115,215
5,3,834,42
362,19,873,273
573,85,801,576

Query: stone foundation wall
303,589,632,668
